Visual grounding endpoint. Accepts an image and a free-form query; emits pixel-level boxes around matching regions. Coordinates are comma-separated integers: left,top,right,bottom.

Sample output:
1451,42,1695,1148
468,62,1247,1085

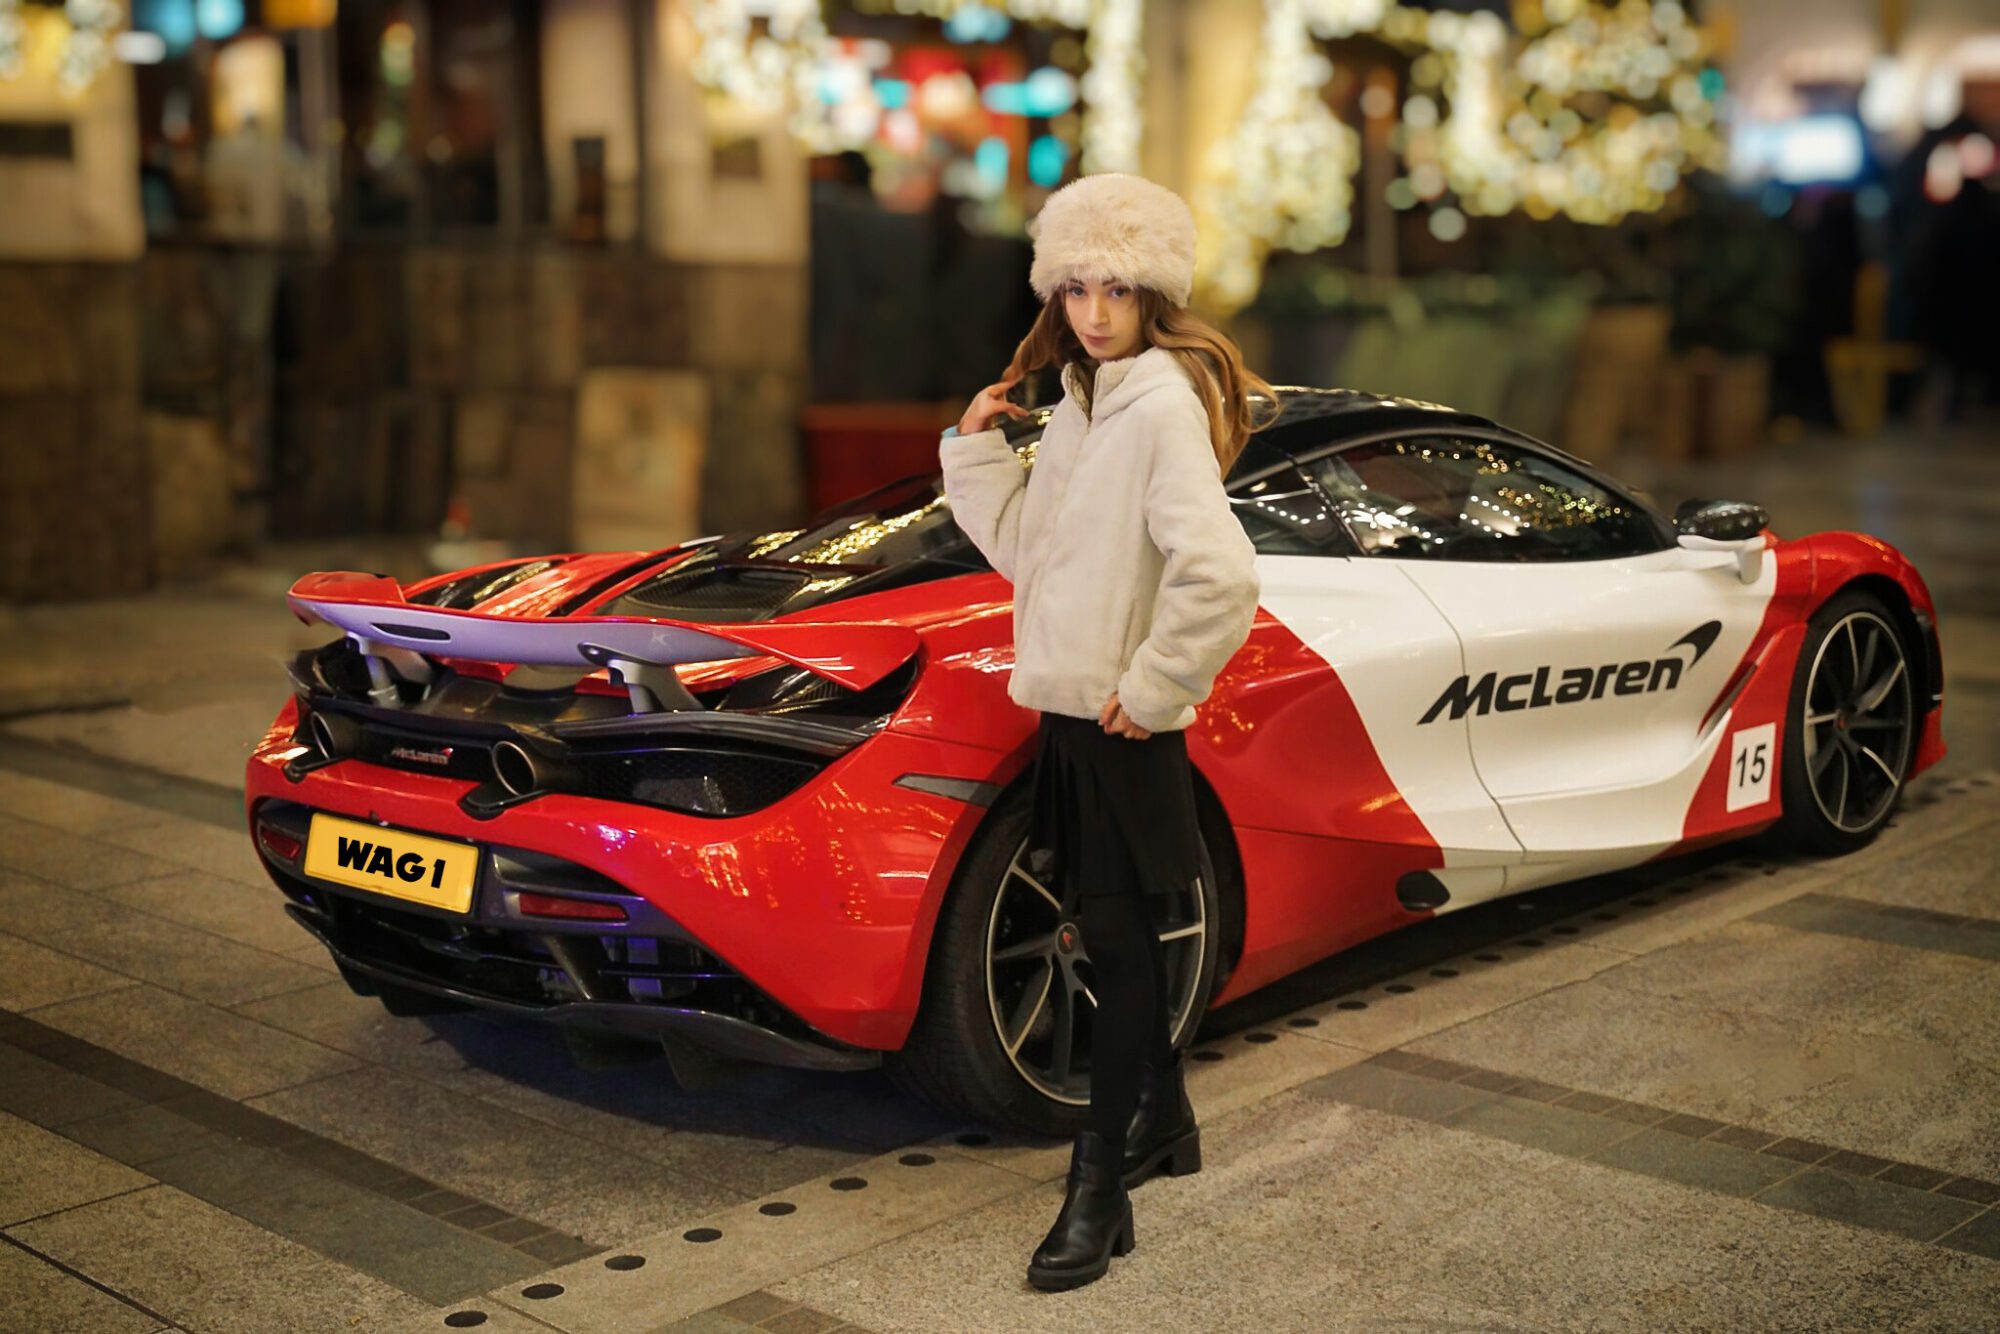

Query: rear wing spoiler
288,571,920,713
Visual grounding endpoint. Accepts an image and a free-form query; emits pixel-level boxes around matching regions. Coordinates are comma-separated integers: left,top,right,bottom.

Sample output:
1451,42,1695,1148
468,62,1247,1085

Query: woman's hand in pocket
1099,691,1152,740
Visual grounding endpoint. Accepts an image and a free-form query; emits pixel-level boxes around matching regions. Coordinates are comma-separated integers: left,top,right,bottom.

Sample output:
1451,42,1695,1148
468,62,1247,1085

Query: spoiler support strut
350,634,437,706
578,643,704,713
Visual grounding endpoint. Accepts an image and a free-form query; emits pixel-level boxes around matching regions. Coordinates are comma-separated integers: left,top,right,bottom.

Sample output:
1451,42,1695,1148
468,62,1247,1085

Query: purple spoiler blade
288,571,919,692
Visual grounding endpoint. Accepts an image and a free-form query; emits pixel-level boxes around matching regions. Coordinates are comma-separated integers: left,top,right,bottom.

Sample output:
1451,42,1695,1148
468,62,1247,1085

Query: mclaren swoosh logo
1419,620,1724,725
1668,620,1721,667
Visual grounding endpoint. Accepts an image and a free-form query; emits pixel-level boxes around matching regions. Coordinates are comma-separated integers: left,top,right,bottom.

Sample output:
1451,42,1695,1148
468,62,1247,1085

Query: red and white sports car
245,389,1946,1134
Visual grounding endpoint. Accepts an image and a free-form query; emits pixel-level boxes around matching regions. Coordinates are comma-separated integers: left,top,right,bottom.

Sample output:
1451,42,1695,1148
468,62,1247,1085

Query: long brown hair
1002,288,1281,477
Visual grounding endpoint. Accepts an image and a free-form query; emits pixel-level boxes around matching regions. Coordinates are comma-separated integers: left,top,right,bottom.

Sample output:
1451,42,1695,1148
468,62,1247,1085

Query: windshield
738,474,982,570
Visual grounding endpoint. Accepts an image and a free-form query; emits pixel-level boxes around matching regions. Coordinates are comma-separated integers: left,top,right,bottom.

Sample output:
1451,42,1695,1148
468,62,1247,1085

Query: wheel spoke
1856,743,1899,786
993,934,1055,964
1003,963,1052,1057
1809,735,1840,780
1009,854,1061,912
1842,618,1861,693
1805,710,1838,726
1831,747,1851,825
1847,715,1901,731
990,836,1212,1107
1853,622,1878,698
1855,659,1905,715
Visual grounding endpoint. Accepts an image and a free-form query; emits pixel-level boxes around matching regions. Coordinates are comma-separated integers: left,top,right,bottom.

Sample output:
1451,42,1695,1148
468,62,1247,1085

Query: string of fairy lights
1202,0,1725,309
684,0,1144,173
0,0,124,94
1198,0,1380,316
2,0,1726,309
670,0,1723,310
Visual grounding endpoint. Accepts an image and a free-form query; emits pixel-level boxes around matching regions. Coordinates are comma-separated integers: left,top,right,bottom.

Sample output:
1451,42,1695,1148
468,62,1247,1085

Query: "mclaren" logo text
1419,622,1722,725
386,745,454,767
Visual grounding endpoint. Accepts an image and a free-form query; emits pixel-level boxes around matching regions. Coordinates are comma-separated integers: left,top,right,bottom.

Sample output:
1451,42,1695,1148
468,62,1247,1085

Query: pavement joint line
0,1182,160,1233
14,976,146,1016
0,1227,182,1329
0,695,137,724
225,976,340,1010
1335,1051,2000,1254
438,1302,574,1333
0,732,245,833
0,859,337,995
1750,892,2000,959
0,1006,595,1295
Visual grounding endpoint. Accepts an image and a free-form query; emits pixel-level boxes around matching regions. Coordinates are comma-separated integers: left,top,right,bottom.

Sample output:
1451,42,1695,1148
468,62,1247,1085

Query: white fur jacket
938,344,1261,733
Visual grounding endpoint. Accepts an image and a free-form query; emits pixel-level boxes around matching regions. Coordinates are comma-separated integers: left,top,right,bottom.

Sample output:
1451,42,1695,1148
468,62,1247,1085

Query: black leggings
1029,710,1199,1148
1082,887,1176,1147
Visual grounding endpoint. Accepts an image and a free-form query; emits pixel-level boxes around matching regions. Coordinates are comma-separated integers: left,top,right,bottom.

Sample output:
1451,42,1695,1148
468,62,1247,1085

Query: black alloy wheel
1773,591,1917,854
983,832,1212,1107
888,784,1222,1136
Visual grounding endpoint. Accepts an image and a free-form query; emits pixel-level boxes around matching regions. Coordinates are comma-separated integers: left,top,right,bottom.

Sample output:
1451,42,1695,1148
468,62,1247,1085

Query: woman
937,171,1276,1291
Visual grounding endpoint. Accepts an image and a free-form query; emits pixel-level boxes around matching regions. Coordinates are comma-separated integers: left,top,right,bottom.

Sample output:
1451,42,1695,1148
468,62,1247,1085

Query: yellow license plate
302,813,480,914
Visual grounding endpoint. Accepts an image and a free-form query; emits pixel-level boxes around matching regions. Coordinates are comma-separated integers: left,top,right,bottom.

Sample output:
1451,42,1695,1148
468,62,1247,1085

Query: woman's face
1062,276,1144,362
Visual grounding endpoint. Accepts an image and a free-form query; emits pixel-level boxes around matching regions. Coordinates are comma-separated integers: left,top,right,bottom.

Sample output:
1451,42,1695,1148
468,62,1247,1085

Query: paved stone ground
1,421,1994,1331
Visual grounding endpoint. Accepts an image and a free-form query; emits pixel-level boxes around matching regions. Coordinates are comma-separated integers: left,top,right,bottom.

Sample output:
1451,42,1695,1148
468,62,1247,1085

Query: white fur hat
1027,172,1198,308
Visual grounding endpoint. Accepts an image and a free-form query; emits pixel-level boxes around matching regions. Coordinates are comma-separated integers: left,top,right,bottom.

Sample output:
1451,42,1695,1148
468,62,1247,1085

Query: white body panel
1255,554,1522,889
1396,545,1778,863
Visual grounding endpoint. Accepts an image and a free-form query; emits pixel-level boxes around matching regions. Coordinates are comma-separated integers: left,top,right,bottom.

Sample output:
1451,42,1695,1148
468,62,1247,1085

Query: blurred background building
1,0,1995,599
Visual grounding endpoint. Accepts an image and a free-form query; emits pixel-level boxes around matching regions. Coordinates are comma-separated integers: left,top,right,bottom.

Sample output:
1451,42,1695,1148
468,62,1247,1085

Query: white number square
1727,722,1776,812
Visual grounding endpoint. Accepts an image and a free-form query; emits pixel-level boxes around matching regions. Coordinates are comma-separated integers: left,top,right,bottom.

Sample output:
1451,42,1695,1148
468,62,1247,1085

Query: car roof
1251,387,1502,456
1002,385,1503,465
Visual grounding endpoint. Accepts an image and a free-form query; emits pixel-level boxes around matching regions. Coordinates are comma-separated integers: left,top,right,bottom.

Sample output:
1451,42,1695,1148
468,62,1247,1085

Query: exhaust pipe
308,710,360,761
491,739,577,798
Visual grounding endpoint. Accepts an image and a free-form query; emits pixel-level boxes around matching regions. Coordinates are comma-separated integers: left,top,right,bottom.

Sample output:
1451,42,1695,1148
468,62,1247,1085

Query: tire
1769,589,1918,856
887,781,1222,1136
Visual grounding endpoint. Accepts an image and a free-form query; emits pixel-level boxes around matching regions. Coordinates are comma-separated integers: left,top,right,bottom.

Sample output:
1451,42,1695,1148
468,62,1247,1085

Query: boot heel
1163,1131,1202,1177
1112,1207,1135,1257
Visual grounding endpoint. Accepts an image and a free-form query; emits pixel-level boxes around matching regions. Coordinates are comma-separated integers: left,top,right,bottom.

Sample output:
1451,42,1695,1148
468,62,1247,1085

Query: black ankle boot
1121,1048,1201,1189
1027,1130,1135,1291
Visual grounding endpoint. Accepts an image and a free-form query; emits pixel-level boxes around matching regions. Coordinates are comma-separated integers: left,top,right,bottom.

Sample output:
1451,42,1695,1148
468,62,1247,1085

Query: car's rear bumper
244,700,1010,1055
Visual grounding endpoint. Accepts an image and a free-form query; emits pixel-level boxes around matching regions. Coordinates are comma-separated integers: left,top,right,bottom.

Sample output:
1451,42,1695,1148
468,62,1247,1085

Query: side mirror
1674,499,1770,583
1674,498,1768,542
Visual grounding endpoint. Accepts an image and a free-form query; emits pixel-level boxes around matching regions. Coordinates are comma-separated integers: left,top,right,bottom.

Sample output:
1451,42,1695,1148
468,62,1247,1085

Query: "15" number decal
1727,722,1776,812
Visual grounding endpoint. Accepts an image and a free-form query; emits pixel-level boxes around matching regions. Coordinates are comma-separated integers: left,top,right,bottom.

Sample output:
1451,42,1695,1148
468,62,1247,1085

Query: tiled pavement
1,745,1995,1329
0,747,945,1332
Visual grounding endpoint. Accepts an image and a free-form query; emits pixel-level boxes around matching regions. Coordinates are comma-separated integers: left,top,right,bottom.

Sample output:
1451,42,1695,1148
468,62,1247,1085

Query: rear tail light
257,820,304,863
517,892,628,923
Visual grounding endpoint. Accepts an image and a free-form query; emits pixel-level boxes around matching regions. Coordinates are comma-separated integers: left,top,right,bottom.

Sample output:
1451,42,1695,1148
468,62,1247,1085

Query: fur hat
1027,172,1198,309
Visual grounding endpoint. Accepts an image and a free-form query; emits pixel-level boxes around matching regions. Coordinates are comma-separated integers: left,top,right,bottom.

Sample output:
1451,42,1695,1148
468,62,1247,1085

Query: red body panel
1802,531,1948,775
1657,532,1946,860
1187,618,1441,1004
248,697,1006,1050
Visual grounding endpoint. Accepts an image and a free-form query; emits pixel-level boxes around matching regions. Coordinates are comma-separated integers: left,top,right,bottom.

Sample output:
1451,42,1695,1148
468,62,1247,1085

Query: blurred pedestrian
1910,158,1999,421
937,172,1276,1291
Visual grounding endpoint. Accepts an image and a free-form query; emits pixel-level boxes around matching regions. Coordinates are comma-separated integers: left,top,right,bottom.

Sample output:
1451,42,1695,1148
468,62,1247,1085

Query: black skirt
1026,709,1204,905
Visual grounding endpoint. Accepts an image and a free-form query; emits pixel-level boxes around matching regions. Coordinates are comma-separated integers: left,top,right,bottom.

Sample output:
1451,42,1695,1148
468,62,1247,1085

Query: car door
1303,432,1776,884
1225,452,1521,911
